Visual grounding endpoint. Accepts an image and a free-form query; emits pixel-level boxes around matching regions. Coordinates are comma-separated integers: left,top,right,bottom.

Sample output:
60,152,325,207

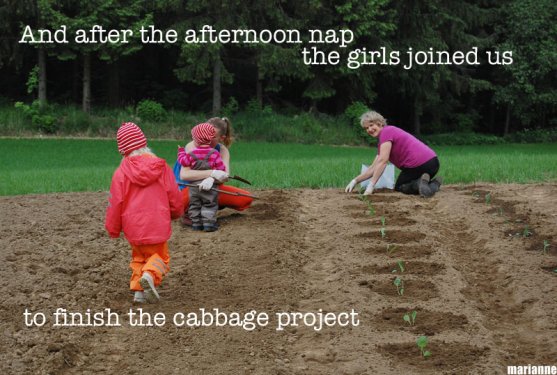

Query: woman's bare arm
353,155,379,183
368,142,391,187
179,166,212,181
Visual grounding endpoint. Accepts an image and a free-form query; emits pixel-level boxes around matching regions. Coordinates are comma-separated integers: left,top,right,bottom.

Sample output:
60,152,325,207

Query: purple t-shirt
377,125,436,169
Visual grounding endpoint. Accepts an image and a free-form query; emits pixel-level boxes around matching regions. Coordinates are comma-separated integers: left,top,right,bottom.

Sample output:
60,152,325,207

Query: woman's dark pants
395,157,440,195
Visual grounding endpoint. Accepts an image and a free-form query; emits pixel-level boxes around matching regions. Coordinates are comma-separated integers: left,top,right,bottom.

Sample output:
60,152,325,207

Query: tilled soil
1,184,556,374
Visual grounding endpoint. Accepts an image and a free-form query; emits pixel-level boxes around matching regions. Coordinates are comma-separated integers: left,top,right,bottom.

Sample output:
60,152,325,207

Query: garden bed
1,184,556,374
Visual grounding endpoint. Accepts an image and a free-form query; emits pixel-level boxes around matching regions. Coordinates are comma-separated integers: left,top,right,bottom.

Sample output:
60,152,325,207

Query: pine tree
388,0,493,135
38,0,152,112
492,0,557,133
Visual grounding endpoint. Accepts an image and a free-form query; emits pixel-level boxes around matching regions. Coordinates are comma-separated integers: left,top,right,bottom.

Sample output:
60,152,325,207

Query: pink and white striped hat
117,122,147,155
191,123,216,146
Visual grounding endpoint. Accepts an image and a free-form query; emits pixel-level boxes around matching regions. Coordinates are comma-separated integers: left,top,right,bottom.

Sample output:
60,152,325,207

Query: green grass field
1,138,556,196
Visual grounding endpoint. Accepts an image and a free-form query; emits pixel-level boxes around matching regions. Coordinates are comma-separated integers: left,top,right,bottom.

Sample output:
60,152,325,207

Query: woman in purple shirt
345,111,442,197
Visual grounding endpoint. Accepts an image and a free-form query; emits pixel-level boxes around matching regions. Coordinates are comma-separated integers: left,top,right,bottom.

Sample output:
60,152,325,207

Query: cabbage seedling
393,276,404,295
386,244,398,254
403,310,417,326
367,201,375,216
416,335,431,358
392,260,405,273
543,240,550,254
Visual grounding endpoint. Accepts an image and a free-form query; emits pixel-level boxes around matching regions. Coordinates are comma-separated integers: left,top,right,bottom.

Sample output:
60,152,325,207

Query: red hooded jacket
105,154,184,245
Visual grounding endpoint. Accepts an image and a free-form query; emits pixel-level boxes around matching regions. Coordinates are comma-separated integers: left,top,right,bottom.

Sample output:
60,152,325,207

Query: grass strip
1,139,556,196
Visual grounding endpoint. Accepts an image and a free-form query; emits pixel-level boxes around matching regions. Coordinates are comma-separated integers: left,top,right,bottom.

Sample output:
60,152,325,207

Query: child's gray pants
188,185,218,226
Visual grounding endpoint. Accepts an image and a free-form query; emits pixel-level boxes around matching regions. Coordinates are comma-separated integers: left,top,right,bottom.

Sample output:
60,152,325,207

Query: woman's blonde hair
360,111,387,127
207,117,233,147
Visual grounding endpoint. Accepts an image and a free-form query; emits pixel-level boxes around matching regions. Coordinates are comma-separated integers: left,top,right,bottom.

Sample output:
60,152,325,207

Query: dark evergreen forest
1,0,555,136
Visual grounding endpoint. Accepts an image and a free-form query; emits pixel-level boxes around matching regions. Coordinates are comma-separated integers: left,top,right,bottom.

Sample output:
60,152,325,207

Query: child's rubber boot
133,291,146,303
139,272,160,304
180,213,193,227
203,223,219,232
418,173,434,197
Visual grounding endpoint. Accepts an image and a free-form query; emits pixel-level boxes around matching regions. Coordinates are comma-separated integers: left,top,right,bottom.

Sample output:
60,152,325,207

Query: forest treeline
0,0,556,137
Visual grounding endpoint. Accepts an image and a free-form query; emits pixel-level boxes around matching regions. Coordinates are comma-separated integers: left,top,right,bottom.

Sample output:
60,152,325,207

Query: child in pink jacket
105,122,184,303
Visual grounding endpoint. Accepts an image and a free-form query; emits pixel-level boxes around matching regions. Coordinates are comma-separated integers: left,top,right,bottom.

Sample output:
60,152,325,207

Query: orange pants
129,242,170,291
181,184,253,211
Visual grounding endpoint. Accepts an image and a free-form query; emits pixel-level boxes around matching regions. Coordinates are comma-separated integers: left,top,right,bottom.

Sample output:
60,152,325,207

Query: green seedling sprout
367,201,375,216
392,260,405,273
523,226,532,238
416,335,431,358
380,227,386,238
485,193,491,204
403,310,417,326
380,216,386,226
393,276,404,295
543,240,550,254
386,244,398,255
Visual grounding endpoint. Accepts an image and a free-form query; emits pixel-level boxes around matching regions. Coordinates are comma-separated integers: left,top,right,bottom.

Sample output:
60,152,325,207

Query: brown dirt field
1,184,556,374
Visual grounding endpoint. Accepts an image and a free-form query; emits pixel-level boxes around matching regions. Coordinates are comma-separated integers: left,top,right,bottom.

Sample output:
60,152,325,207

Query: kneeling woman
345,111,442,197
177,117,253,225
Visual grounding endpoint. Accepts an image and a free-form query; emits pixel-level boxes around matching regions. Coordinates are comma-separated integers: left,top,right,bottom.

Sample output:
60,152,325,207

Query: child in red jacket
105,122,184,303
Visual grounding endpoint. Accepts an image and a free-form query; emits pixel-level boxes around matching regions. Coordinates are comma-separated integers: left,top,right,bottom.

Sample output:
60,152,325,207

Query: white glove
363,183,374,196
345,179,357,193
210,170,229,183
199,177,215,191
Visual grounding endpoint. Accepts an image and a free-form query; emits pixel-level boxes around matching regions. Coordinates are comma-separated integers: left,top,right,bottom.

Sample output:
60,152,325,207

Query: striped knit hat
191,123,216,147
117,122,147,155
